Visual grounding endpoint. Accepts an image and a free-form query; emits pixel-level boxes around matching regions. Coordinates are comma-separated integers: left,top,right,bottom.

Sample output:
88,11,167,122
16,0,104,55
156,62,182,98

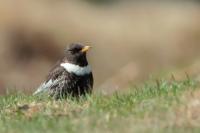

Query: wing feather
33,64,66,95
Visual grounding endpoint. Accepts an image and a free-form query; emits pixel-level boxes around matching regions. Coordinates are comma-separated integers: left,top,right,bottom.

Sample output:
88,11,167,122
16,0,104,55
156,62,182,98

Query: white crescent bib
60,63,91,76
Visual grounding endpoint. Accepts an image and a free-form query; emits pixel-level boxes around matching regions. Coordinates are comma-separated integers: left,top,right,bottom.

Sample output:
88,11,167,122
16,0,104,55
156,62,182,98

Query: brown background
0,1,200,94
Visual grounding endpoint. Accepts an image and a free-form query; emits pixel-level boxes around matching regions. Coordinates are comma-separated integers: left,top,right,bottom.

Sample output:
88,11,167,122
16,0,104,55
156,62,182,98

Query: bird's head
64,43,91,66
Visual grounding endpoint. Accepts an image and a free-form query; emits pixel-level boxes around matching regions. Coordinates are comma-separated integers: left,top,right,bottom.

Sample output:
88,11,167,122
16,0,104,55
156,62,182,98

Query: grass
0,79,199,133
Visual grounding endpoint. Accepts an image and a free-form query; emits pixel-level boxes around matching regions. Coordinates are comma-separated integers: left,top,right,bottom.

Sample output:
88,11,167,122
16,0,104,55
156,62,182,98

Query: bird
33,43,93,99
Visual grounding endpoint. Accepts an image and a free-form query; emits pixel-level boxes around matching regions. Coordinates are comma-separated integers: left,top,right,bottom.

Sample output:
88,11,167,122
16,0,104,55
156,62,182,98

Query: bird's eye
75,48,81,51
67,44,84,53
69,48,81,53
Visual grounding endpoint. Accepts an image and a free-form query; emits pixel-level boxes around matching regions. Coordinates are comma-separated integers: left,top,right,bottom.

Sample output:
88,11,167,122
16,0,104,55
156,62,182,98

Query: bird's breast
60,62,91,76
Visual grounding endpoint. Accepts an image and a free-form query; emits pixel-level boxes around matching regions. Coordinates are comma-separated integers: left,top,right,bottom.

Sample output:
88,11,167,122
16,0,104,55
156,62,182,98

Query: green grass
0,79,199,133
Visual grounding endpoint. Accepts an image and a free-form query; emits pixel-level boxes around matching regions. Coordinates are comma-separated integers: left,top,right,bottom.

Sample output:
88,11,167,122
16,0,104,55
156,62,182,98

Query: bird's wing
33,65,66,95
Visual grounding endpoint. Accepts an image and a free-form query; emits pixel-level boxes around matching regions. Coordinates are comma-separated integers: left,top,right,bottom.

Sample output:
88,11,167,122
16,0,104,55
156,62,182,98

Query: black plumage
34,43,93,99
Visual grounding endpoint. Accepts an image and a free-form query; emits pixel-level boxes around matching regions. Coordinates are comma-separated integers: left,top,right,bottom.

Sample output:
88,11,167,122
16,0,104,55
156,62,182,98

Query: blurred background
1,0,200,94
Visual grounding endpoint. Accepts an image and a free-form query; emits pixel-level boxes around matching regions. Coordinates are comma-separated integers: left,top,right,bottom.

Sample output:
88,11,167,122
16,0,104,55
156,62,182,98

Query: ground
0,79,200,133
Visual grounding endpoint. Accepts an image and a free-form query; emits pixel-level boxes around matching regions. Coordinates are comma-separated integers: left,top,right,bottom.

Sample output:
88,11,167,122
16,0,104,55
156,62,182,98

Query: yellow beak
81,46,91,53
